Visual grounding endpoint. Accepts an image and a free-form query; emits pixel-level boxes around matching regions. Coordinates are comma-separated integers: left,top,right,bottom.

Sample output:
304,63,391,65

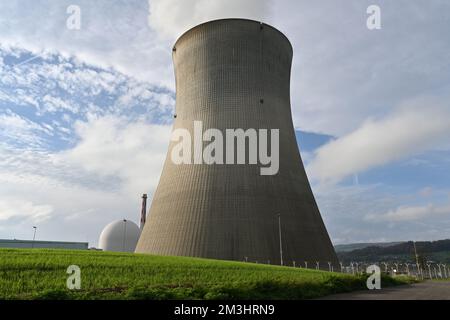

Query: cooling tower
136,19,339,267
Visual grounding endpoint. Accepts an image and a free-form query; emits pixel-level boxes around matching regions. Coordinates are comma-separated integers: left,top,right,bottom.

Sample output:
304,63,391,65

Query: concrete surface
320,281,450,300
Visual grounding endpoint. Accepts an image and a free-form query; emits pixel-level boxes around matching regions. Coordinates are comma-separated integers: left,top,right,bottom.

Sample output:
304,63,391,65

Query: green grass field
0,249,413,300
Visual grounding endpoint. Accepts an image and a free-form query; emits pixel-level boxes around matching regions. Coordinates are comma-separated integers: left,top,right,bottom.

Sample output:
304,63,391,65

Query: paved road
320,281,450,300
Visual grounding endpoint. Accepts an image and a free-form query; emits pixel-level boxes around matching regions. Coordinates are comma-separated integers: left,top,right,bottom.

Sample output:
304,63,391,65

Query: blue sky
1,0,450,246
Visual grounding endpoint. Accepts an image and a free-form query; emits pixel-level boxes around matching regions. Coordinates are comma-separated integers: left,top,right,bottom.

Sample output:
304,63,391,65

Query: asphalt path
319,281,450,300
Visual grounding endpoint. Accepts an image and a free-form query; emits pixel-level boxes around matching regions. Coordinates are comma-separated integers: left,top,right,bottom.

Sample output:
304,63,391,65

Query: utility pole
277,214,283,266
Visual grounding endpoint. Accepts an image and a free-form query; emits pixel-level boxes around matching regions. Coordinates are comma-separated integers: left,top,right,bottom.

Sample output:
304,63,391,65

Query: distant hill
336,239,450,263
334,242,403,252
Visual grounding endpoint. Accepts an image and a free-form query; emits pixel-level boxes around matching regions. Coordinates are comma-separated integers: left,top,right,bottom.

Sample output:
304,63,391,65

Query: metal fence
340,261,450,280
242,259,450,280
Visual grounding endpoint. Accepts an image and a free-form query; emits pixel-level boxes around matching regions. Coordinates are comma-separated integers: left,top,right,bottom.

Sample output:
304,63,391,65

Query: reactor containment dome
99,219,140,252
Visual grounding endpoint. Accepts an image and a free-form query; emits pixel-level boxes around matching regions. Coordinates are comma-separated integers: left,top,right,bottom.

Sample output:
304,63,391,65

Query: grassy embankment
0,248,414,300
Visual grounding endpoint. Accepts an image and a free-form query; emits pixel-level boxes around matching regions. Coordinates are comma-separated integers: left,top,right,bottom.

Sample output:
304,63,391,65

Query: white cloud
0,115,171,245
0,44,175,245
64,115,171,197
307,96,450,183
274,1,450,135
419,186,433,197
0,0,272,88
311,182,450,243
0,164,129,243
43,95,79,113
2,1,450,135
0,198,53,222
0,46,175,128
0,111,51,147
116,83,175,114
148,0,273,40
365,203,450,222
0,1,174,87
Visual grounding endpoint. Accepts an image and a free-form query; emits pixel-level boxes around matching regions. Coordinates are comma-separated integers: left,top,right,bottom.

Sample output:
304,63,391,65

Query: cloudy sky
1,0,449,247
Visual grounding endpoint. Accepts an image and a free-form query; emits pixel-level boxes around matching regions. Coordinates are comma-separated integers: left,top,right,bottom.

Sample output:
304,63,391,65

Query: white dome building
98,219,140,252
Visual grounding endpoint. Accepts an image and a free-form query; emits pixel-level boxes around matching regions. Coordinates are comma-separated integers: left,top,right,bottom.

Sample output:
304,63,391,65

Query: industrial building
0,239,88,250
136,19,339,267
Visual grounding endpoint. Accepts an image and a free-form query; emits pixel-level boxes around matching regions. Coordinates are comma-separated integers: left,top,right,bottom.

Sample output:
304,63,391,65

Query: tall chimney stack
140,194,147,231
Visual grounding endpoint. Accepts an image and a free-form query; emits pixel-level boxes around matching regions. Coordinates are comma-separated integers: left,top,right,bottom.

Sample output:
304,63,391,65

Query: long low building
0,239,88,250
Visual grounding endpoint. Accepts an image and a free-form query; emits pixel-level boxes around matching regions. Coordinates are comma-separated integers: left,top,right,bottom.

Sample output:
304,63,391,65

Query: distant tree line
337,239,450,263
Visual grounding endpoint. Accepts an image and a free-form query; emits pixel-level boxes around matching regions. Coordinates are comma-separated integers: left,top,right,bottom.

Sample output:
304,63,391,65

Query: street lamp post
31,226,37,249
277,214,283,266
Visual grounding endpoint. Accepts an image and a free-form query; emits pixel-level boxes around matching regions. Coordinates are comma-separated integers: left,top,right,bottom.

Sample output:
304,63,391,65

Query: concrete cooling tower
136,19,339,268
